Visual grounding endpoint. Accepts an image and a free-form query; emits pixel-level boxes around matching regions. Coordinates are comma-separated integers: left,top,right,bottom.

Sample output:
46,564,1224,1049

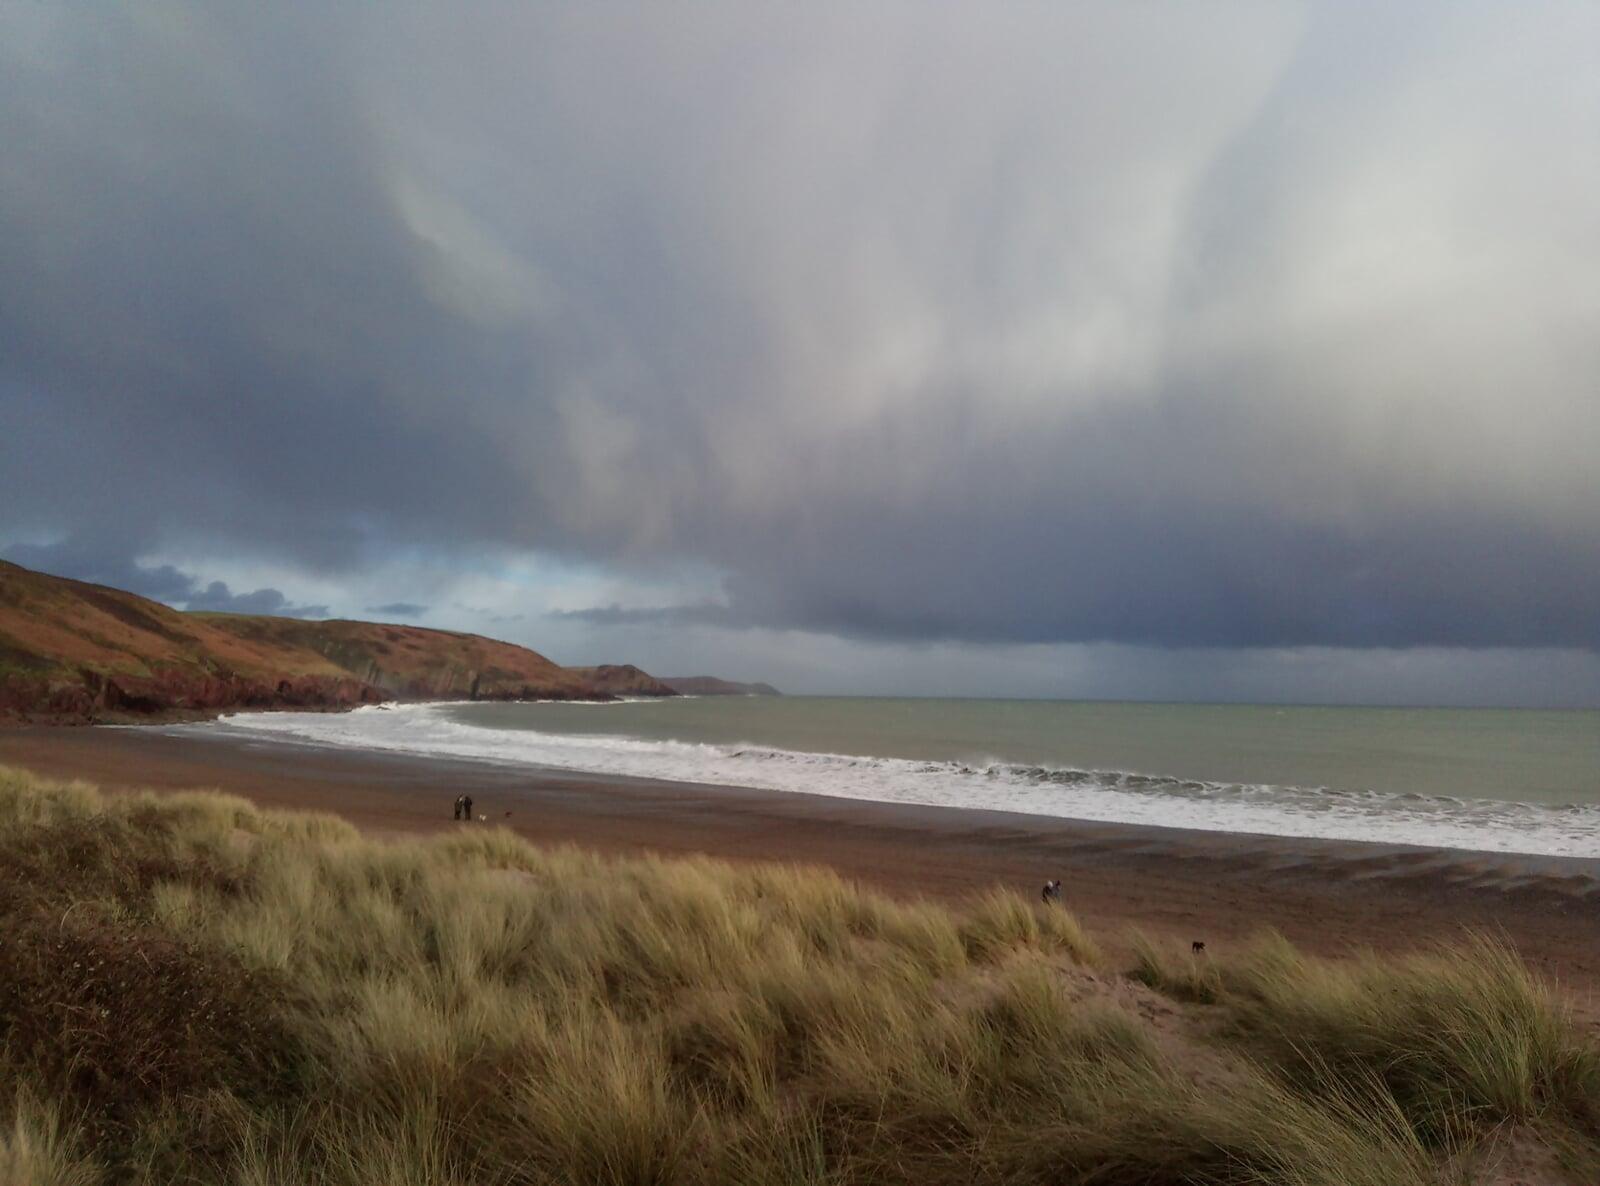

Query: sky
2,1,1598,705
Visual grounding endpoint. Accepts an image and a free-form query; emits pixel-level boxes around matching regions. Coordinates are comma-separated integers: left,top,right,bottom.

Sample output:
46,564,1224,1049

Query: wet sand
2,724,1598,996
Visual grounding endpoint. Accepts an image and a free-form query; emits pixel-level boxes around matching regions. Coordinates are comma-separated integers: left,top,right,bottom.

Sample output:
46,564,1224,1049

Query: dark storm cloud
2,2,1598,657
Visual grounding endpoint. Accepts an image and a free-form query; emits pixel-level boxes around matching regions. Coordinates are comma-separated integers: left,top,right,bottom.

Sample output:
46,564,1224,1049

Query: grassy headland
1,765,1595,1185
0,559,675,722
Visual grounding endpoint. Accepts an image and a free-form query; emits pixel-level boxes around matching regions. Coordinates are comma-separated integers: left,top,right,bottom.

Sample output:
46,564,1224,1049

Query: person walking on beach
462,793,474,822
453,795,465,821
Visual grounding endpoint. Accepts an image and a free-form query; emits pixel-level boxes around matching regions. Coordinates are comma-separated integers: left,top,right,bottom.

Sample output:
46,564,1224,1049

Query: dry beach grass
1,765,1596,1184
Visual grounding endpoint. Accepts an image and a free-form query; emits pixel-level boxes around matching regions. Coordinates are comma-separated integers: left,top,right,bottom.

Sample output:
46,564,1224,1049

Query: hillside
663,674,781,696
0,560,601,721
566,664,678,697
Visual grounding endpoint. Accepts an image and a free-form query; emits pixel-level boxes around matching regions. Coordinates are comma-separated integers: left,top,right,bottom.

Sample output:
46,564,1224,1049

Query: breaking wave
199,703,1600,857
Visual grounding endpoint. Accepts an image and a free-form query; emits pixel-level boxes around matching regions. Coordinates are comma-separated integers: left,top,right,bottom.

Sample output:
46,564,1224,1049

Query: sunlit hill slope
0,559,662,721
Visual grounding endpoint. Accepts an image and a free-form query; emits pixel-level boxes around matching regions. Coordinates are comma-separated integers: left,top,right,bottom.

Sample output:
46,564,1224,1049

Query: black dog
1191,941,1206,955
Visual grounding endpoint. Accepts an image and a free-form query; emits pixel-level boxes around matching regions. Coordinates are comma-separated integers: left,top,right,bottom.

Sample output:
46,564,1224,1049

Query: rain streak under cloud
2,2,1598,701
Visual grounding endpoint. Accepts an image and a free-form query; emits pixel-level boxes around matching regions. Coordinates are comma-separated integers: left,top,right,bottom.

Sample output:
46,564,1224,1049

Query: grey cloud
451,604,525,625
2,537,327,618
548,604,736,629
366,602,429,618
181,581,328,619
2,2,1598,673
2,538,198,604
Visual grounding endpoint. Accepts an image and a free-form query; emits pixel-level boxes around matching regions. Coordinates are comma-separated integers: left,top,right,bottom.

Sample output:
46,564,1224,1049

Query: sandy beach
5,723,1598,998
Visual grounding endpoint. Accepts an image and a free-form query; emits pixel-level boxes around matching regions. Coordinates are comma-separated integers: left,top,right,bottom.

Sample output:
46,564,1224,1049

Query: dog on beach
1191,941,1206,955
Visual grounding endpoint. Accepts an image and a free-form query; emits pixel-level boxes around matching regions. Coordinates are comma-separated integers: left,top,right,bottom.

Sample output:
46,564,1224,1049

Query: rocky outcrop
660,676,781,696
569,664,679,698
0,668,387,724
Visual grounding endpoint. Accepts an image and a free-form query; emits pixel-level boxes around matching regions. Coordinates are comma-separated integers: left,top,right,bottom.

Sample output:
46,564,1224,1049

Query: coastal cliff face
0,667,386,721
196,615,596,703
0,560,606,723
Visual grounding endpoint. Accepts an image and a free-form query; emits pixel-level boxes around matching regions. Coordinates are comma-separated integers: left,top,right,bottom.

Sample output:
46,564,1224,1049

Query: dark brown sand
3,725,1598,998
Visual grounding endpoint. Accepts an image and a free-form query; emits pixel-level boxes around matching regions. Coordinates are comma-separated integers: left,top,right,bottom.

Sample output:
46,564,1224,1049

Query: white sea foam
199,703,1600,857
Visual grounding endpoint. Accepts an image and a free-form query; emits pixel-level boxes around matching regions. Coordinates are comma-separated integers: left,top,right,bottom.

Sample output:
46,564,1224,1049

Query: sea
201,697,1600,858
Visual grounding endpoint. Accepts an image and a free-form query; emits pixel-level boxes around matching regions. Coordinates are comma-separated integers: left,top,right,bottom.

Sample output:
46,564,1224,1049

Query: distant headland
659,675,781,696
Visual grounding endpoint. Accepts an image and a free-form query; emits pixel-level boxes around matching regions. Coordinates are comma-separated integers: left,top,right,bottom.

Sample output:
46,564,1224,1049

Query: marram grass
0,764,1595,1184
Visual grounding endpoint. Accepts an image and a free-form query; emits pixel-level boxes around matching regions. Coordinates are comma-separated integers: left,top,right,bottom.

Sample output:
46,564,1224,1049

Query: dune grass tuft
1224,930,1600,1142
0,1093,102,1186
1129,929,1225,1003
0,763,1595,1184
